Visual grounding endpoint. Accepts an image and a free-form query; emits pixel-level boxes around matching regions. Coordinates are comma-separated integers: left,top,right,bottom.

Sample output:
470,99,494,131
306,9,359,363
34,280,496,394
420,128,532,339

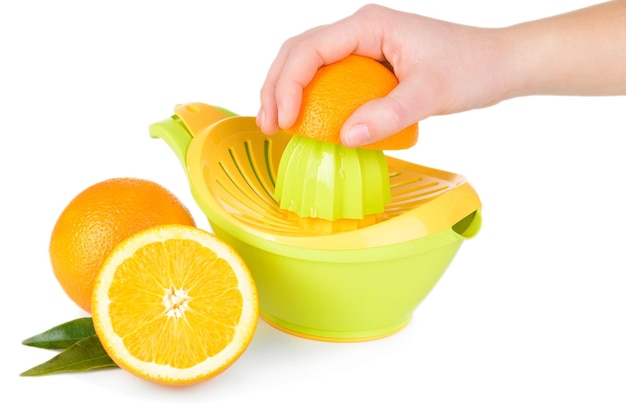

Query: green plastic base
261,311,411,342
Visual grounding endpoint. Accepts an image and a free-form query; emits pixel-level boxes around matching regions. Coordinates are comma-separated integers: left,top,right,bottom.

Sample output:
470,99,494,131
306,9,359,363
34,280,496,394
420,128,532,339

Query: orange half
286,55,418,150
92,224,258,386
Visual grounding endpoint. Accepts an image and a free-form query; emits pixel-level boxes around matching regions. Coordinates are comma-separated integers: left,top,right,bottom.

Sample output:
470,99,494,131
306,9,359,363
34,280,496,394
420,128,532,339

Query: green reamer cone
274,135,391,221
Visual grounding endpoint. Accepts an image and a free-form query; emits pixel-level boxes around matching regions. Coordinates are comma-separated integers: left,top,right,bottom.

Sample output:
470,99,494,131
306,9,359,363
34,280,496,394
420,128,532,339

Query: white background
2,1,625,404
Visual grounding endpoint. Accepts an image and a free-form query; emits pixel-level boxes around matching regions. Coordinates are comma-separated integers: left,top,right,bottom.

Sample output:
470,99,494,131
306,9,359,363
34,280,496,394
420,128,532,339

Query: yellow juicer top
149,102,482,251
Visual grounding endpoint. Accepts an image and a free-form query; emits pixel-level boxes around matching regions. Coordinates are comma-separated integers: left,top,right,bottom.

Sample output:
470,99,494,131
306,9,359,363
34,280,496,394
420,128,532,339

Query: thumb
340,81,429,148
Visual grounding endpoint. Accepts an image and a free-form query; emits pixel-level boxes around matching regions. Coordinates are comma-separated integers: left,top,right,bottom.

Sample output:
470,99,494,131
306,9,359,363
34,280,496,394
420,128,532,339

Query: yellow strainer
149,102,482,341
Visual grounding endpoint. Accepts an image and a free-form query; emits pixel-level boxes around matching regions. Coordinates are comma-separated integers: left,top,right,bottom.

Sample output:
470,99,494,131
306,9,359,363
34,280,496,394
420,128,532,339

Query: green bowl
149,103,482,341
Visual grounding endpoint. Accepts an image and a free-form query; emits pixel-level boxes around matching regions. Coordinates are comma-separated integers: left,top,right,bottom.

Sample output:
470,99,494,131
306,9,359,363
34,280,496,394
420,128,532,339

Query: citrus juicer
149,102,482,342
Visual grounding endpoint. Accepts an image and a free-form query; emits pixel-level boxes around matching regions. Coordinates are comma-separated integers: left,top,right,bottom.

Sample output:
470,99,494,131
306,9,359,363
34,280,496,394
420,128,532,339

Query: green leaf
20,335,118,376
22,317,96,350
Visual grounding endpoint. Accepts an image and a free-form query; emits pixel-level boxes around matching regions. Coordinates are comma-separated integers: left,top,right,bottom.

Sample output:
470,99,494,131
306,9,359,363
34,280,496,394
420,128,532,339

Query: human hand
256,4,513,148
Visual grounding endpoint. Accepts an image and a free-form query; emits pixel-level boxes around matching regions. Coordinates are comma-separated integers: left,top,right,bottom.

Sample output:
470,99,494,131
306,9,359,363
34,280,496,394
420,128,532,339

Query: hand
257,2,626,148
256,4,513,147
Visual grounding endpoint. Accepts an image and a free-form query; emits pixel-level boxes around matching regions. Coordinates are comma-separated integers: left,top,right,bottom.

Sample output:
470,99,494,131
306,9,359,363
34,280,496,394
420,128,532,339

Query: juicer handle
451,209,482,240
148,103,236,169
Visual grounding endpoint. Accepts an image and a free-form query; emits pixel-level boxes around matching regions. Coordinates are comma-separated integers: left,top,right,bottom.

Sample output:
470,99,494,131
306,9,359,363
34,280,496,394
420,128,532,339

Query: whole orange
49,178,196,313
286,54,418,150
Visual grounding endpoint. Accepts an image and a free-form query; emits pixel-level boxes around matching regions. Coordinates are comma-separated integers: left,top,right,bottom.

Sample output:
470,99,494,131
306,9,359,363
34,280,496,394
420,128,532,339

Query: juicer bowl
149,103,482,342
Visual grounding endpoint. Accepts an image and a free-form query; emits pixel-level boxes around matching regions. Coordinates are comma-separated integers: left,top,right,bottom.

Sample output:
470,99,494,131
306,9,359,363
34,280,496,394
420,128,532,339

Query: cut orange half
91,224,258,386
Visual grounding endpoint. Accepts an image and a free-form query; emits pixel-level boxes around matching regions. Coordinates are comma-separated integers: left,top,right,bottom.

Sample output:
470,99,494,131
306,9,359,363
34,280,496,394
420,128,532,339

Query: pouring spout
149,118,193,169
149,103,236,170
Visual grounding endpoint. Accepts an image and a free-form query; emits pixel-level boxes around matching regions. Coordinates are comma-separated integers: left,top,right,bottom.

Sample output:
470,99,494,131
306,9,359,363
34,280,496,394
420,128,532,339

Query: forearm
502,0,626,98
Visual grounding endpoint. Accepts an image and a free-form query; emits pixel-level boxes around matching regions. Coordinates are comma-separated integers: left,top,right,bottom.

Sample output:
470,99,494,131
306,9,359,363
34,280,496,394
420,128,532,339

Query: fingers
256,39,293,134
340,75,432,148
257,31,321,135
257,5,389,135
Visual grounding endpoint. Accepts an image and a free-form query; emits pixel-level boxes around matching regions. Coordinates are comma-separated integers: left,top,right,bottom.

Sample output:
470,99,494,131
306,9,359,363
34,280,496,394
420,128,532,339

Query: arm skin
256,1,626,147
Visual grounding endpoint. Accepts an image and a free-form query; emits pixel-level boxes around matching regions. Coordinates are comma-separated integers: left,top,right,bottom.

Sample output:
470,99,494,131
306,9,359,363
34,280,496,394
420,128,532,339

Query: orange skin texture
286,55,418,150
49,178,195,313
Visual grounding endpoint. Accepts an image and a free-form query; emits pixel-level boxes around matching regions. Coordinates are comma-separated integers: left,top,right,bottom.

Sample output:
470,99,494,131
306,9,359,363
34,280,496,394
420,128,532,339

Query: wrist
492,24,539,101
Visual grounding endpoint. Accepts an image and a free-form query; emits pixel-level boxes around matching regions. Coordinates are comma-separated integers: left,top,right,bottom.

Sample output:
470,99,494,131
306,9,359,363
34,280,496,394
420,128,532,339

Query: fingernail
344,123,372,147
257,108,266,129
277,102,287,129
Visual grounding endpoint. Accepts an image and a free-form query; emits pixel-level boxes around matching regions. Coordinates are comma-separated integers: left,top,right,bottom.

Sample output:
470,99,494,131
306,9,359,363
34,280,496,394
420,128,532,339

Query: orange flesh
107,239,243,369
